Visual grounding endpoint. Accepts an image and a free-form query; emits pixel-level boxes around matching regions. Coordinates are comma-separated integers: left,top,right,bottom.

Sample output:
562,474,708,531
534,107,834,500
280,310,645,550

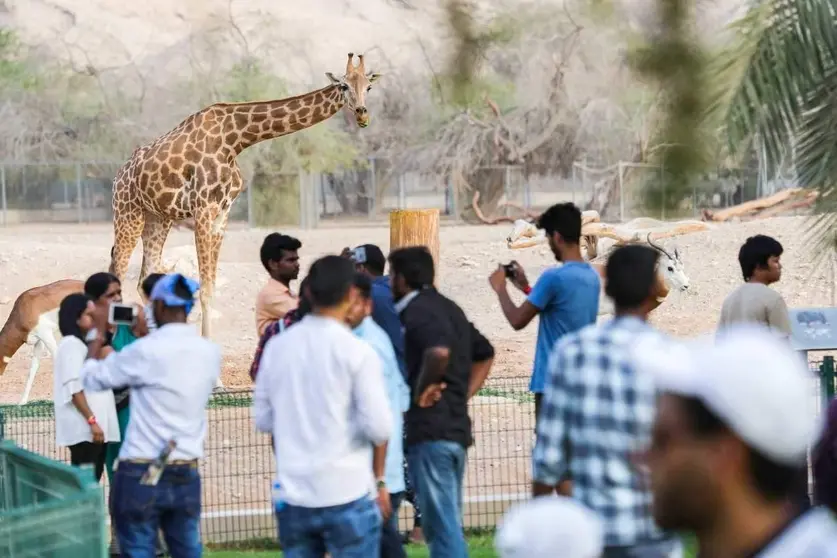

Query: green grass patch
206,535,497,557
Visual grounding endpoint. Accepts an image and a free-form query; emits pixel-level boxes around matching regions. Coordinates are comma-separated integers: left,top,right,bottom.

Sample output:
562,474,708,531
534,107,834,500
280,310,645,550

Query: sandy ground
0,216,830,533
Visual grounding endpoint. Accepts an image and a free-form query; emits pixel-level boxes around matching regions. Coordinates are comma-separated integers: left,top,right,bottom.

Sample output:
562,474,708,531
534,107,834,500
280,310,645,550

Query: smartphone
108,303,136,326
502,263,517,279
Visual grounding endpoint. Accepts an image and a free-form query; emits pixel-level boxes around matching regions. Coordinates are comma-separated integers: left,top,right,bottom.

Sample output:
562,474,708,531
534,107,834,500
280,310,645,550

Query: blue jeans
381,492,406,558
406,441,468,558
111,461,202,558
277,495,382,558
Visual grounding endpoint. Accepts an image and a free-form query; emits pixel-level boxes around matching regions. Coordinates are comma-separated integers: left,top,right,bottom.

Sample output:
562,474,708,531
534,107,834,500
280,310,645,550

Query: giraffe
108,53,381,338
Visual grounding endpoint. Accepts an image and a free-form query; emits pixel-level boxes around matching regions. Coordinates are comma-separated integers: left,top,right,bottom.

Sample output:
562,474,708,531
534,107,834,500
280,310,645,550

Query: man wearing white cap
636,325,837,557
495,496,604,558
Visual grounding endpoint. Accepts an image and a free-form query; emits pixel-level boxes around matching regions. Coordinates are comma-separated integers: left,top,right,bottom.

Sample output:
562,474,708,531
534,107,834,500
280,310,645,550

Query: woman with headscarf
53,293,120,481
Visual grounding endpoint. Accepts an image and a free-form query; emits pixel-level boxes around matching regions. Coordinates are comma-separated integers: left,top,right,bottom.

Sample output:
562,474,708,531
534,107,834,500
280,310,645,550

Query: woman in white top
54,293,120,482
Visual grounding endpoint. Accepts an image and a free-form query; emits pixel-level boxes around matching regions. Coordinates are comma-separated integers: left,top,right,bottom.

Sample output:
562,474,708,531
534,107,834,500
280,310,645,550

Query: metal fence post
369,157,377,219
822,356,835,403
308,172,316,229
246,176,254,229
660,163,666,221
571,163,578,205
75,163,83,224
0,165,6,227
618,161,625,222
504,166,511,218
298,171,308,229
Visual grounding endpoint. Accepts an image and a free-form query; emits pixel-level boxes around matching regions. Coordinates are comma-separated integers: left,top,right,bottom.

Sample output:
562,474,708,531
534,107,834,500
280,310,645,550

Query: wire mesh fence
0,376,535,545
1,360,831,547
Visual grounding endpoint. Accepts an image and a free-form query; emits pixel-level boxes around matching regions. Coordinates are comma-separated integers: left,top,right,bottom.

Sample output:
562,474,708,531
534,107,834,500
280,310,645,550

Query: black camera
502,263,517,279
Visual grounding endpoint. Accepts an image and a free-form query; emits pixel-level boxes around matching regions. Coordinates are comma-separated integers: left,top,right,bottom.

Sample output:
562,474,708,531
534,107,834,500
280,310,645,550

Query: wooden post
389,208,441,273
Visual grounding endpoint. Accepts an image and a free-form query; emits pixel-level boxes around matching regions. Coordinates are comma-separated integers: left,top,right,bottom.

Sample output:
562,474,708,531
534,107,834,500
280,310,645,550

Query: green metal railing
0,440,107,557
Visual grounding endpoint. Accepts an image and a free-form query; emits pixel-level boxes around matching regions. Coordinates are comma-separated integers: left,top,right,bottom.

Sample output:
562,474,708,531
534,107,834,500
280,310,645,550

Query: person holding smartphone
83,271,155,557
54,293,120,482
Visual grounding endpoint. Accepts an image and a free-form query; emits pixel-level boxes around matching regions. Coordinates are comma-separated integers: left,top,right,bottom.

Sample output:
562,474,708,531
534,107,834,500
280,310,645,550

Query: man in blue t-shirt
489,202,601,429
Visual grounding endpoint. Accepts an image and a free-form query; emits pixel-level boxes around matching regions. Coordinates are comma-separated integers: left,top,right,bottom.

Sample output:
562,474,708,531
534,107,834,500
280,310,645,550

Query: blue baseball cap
150,273,200,315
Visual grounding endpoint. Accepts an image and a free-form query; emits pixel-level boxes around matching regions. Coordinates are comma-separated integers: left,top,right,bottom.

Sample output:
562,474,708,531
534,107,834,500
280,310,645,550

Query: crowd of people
49,201,837,558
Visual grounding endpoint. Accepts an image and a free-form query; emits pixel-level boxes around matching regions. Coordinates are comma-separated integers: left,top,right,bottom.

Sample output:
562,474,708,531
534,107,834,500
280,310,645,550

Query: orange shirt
255,278,299,336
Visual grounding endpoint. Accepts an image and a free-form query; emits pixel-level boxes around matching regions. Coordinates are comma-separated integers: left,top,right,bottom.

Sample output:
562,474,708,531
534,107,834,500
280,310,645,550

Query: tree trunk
390,209,441,283
457,167,507,223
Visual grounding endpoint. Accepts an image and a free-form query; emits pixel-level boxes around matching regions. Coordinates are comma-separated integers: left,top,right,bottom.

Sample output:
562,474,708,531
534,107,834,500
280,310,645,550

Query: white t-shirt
53,336,120,447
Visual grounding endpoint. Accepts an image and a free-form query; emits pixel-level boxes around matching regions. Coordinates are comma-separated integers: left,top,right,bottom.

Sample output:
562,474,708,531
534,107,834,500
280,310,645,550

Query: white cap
495,496,604,558
632,325,819,466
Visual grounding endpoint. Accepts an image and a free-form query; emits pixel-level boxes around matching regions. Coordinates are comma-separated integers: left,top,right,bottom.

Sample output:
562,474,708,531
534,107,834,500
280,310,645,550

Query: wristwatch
376,477,386,490
87,415,97,425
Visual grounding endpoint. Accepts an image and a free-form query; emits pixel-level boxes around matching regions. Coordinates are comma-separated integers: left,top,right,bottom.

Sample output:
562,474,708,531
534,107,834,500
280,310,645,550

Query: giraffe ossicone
107,53,381,339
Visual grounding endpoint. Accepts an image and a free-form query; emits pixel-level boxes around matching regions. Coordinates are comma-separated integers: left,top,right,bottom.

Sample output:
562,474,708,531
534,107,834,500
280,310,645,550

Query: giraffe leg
209,210,230,389
109,206,144,283
138,213,173,299
192,212,216,339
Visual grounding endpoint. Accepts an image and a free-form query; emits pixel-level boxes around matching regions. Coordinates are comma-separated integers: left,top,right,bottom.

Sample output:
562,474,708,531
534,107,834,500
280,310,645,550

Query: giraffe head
325,52,382,128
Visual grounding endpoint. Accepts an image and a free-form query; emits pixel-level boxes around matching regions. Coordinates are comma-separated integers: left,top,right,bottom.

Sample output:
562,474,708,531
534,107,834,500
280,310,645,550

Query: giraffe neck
219,85,346,155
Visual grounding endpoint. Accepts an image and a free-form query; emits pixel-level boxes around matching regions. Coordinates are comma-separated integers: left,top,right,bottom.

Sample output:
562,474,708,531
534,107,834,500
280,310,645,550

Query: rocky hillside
3,0,744,87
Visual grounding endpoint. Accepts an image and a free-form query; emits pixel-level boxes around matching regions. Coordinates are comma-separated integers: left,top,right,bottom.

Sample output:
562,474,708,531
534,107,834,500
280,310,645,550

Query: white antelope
593,234,690,316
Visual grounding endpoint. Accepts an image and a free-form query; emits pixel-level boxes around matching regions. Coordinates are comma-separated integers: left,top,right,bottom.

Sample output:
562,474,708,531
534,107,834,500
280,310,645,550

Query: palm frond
710,0,837,179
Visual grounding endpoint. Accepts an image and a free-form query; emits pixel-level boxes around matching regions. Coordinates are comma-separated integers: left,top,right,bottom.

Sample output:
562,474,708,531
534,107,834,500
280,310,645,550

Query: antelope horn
346,52,355,74
647,232,673,260
357,53,366,73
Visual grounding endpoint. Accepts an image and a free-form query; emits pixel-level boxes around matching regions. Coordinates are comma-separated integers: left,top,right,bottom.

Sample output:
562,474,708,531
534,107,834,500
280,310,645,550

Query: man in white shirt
635,326,837,557
254,255,393,558
83,273,221,558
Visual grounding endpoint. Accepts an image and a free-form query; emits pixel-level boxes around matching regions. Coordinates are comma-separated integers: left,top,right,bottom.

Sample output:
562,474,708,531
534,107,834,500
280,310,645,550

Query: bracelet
87,415,97,425
523,286,532,295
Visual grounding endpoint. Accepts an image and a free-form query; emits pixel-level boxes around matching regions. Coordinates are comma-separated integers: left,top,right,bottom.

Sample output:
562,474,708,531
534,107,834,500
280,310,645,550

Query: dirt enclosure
0,217,830,540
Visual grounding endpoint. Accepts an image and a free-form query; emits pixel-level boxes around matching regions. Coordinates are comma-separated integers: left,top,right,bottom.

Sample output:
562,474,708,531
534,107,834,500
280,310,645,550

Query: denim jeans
277,495,382,558
601,538,683,558
406,441,468,558
381,491,406,558
111,461,202,558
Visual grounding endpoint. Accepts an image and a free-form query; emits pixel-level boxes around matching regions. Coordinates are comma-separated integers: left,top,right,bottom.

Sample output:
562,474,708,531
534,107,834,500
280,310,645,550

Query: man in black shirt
388,246,495,558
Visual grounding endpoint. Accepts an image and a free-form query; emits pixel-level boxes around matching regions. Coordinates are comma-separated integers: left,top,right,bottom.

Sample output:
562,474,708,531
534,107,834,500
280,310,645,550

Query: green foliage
443,0,520,108
626,0,712,214
0,29,39,91
708,0,837,263
430,73,516,115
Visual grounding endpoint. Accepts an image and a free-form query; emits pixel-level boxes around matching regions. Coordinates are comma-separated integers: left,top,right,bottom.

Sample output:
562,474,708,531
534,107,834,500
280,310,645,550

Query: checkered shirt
532,315,665,548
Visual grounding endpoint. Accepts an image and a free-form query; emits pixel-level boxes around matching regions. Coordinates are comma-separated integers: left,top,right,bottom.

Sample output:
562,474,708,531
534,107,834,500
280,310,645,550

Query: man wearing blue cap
82,273,222,558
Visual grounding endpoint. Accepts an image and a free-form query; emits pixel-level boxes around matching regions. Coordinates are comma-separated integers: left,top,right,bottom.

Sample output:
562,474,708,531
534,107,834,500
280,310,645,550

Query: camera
108,303,136,326
502,262,517,279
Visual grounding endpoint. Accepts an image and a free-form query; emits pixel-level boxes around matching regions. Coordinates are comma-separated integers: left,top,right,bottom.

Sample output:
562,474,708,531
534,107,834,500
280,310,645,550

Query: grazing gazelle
0,279,85,404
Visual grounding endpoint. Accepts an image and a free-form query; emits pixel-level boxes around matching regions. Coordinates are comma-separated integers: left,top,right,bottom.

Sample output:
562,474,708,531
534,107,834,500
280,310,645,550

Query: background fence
0,357,833,547
0,376,535,545
0,158,781,229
